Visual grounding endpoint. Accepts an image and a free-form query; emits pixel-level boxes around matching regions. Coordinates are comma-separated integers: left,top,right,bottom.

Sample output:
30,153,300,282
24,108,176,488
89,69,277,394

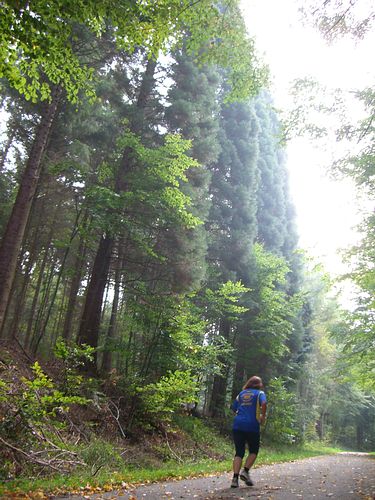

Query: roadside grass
0,441,343,497
257,441,343,465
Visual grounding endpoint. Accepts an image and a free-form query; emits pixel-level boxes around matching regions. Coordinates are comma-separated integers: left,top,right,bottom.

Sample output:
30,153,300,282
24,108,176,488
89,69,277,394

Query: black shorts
232,429,260,458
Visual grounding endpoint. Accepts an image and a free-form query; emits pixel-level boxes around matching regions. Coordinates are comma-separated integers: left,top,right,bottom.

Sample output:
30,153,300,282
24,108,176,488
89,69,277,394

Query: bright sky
241,0,374,279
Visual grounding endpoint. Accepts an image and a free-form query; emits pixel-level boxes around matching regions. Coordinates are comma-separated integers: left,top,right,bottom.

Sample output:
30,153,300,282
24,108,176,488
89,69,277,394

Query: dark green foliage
255,92,290,255
208,98,260,284
165,50,221,291
263,378,298,444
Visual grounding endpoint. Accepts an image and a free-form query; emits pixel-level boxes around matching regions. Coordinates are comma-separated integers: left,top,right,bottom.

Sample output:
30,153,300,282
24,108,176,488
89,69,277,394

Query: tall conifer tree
164,50,221,291
207,97,260,417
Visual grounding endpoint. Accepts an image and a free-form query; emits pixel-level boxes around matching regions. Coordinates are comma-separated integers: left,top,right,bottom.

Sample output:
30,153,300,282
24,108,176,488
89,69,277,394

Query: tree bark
0,86,62,334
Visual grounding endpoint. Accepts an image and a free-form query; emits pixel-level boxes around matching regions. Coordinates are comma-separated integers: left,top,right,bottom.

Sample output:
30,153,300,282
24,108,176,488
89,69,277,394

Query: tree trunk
0,186,45,339
0,125,16,173
101,242,122,374
0,86,62,334
30,252,58,355
23,246,50,350
77,234,113,357
32,210,82,352
53,278,68,342
232,323,249,399
62,236,88,341
8,242,38,342
209,317,231,418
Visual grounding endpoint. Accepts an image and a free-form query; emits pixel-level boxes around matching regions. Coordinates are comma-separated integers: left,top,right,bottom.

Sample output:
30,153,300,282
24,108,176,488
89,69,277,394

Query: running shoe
230,476,239,488
240,469,254,486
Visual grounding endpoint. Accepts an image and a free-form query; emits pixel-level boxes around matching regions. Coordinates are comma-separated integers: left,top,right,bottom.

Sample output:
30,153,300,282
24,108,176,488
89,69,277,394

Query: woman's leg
244,452,257,469
233,455,242,474
245,453,257,469
231,430,246,487
240,432,260,486
232,430,246,470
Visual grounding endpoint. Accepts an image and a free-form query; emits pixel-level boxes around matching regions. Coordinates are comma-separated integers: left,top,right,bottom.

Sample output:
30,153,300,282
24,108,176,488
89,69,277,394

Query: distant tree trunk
101,242,122,374
62,236,87,341
23,246,50,350
101,279,111,323
139,311,163,380
31,252,58,355
316,411,327,440
0,85,62,334
356,422,364,450
0,126,15,173
77,58,157,361
52,278,68,341
232,323,248,399
209,318,231,418
8,241,39,341
77,234,113,364
124,328,133,377
32,209,82,353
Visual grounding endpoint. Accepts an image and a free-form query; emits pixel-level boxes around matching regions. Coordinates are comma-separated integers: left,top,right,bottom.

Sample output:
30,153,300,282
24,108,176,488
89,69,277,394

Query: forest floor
56,453,375,500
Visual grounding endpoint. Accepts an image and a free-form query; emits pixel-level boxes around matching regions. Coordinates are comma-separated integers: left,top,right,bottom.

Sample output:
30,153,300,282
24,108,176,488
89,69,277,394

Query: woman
230,375,267,488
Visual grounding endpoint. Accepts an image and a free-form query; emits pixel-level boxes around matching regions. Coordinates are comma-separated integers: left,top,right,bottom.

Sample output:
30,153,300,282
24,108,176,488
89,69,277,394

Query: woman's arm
260,402,267,425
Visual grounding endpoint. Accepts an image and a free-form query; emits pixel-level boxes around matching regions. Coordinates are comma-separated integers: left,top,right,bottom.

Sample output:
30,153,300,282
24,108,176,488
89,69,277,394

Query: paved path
57,453,375,500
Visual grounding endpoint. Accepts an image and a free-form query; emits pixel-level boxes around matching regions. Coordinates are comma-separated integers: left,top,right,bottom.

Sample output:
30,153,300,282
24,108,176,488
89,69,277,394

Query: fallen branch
164,432,183,463
0,436,86,472
91,464,104,477
107,398,127,438
14,337,34,363
0,436,61,472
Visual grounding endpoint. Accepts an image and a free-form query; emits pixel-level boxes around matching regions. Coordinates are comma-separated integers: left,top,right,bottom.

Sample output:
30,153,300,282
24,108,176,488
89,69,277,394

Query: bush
136,370,199,424
263,377,299,444
0,361,91,478
79,439,123,470
54,338,95,395
173,414,232,453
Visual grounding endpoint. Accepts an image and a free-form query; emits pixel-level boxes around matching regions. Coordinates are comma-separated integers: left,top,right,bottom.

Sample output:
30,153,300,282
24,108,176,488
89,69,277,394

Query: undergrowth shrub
0,361,89,440
21,362,88,423
54,338,95,395
0,343,94,479
263,377,299,444
173,414,226,447
172,414,232,459
79,438,123,471
136,370,199,426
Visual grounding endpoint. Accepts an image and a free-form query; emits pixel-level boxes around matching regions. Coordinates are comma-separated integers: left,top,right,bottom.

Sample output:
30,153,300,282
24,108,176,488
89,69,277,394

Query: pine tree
206,96,260,417
164,49,221,291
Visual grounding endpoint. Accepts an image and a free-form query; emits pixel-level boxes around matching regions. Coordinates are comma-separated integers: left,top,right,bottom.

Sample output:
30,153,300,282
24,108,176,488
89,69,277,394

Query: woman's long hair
243,375,263,390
